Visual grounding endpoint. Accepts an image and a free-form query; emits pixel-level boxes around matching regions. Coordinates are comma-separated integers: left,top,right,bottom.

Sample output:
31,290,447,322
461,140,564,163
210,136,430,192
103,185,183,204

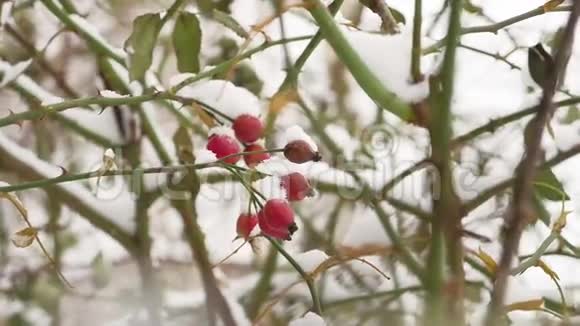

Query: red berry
233,114,263,144
284,140,321,164
206,134,241,164
281,172,313,201
244,144,271,167
258,199,297,240
258,211,290,240
236,213,258,239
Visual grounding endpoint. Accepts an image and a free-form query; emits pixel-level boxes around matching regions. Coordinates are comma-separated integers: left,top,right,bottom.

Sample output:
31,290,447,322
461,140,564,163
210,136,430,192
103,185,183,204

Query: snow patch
289,312,326,326
0,59,32,87
177,80,261,118
294,250,329,273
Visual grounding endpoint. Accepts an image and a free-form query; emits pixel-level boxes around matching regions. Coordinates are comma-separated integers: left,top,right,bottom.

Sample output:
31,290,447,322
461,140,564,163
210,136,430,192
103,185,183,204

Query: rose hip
243,143,271,168
284,140,321,164
236,213,258,239
258,199,297,240
206,134,241,164
233,114,263,144
281,172,313,201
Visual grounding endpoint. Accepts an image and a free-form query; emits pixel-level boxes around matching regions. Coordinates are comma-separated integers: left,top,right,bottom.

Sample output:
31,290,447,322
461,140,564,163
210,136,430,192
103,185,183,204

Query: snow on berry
281,172,313,201
233,114,264,143
284,140,321,164
282,125,318,151
244,143,271,167
236,213,258,240
206,128,241,164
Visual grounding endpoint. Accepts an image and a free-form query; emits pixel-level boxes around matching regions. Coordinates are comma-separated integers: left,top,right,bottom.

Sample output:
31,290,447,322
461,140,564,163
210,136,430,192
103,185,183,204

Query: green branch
411,0,423,81
425,0,464,322
306,0,413,121
0,35,313,129
267,237,322,315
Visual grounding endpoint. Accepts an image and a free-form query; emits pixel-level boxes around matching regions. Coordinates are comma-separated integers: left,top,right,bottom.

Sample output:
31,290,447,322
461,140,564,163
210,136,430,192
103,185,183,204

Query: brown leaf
0,191,28,218
12,227,37,248
269,88,298,115
543,0,565,12
536,259,560,281
475,247,497,276
190,102,216,128
505,299,544,312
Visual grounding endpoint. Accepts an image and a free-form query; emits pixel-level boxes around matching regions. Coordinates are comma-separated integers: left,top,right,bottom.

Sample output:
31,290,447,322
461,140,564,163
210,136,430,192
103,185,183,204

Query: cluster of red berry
205,113,321,241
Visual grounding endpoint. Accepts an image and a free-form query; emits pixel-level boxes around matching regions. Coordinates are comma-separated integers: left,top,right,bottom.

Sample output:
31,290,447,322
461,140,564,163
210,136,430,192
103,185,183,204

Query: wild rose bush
0,0,580,325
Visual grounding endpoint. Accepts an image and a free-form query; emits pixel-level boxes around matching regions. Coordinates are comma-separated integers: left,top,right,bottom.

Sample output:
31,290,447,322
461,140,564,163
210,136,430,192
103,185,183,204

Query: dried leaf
543,0,565,12
505,299,544,312
475,247,497,276
536,259,560,280
269,88,298,114
172,126,195,163
12,227,37,248
0,191,28,218
553,210,572,233
190,102,216,128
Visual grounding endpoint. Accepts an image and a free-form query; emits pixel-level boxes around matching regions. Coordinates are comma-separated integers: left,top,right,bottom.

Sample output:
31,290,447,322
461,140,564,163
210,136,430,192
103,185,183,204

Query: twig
424,0,464,323
485,3,580,324
411,0,423,81
306,0,412,121
267,236,322,315
424,5,573,54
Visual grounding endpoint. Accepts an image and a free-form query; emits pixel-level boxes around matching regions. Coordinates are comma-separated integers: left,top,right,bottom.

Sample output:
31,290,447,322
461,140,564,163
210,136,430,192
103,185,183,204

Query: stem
39,0,125,62
485,3,580,324
160,0,186,27
510,232,558,275
424,0,464,322
245,246,278,319
370,198,425,281
0,137,137,253
306,0,412,121
169,35,313,92
0,148,274,193
411,0,423,82
464,143,580,213
267,236,322,315
423,5,573,54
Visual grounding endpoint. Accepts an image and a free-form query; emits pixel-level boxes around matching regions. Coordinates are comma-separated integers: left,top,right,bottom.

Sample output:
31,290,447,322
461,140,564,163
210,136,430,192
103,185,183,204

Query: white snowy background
0,0,579,325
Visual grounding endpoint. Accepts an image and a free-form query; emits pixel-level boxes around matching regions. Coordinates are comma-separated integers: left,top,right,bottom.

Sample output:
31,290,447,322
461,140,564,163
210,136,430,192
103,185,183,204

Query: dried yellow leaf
553,210,572,233
12,227,37,248
505,299,544,312
190,102,216,128
536,259,560,281
475,247,498,276
269,88,298,115
543,0,565,12
0,191,28,218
